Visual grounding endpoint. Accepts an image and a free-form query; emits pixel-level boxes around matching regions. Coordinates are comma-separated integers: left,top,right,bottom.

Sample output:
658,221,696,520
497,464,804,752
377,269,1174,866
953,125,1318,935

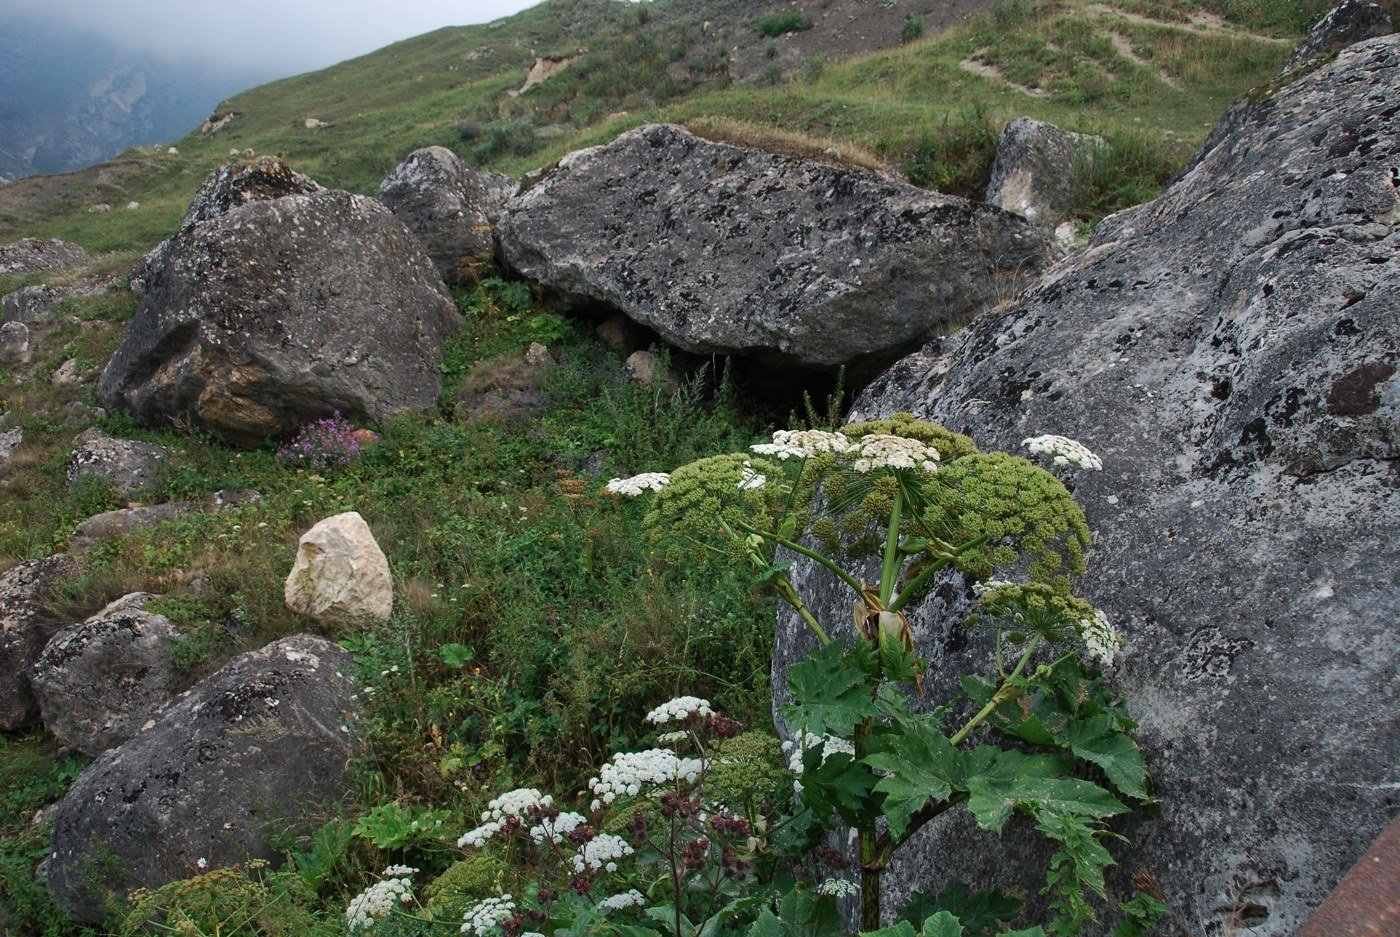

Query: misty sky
0,0,549,81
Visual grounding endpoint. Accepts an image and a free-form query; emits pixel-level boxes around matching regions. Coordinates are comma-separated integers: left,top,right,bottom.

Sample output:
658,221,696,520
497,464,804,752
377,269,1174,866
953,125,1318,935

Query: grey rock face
379,146,514,285
31,593,182,756
0,555,81,730
497,124,1051,373
0,427,21,465
985,116,1103,236
98,160,461,448
775,34,1400,935
0,321,29,363
0,238,90,276
1284,0,1393,72
3,284,62,323
68,489,261,549
66,427,167,496
46,634,358,923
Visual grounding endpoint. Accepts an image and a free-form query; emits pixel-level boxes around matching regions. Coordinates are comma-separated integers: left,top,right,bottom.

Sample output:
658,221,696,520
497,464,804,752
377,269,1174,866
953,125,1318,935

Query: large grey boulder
1284,0,1392,72
0,238,89,277
379,146,514,285
0,555,81,730
2,284,63,323
985,116,1103,240
497,124,1051,373
98,159,461,448
775,32,1400,936
31,593,183,756
0,321,29,363
46,634,358,923
66,427,167,496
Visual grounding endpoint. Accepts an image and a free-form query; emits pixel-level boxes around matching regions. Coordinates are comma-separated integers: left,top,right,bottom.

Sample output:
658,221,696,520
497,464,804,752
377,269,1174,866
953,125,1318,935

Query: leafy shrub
756,13,813,38
901,13,925,43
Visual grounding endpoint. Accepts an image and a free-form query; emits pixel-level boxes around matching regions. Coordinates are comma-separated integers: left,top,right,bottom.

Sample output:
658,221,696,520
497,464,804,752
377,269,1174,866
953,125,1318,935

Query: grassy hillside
0,0,1351,268
0,0,1390,933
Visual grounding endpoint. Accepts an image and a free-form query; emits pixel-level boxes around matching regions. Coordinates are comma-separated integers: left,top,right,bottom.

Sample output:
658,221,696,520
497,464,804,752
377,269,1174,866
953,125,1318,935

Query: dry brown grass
681,116,891,175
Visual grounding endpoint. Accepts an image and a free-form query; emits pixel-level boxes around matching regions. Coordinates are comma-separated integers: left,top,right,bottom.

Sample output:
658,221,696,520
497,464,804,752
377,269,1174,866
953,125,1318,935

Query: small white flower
605,472,671,495
751,430,857,460
460,895,516,936
1022,434,1103,471
571,833,634,873
656,730,688,744
598,889,647,913
196,857,208,870
737,461,766,490
1079,608,1122,668
529,811,586,845
458,789,554,848
645,696,714,725
346,873,417,931
588,750,702,806
817,878,859,897
851,434,939,473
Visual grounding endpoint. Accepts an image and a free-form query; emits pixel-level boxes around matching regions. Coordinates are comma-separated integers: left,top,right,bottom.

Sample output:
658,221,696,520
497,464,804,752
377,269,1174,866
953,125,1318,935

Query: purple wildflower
276,411,366,471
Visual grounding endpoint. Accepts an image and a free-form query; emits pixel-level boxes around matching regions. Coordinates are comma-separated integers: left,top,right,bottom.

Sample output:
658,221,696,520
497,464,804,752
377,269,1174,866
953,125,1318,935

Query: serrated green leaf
866,723,961,839
800,751,875,826
862,923,919,937
897,880,1021,936
783,643,880,737
1062,715,1148,801
963,747,1074,833
748,910,784,937
1013,776,1127,822
919,911,964,937
1003,929,1047,937
960,674,997,706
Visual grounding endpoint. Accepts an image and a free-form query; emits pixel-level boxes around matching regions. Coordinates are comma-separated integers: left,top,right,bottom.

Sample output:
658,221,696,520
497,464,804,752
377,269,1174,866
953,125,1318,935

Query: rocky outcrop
68,489,261,549
379,146,514,284
284,512,393,627
3,284,63,323
1284,0,1393,72
99,159,461,447
0,427,21,466
497,124,1050,373
31,593,182,756
0,321,28,363
985,116,1102,242
46,634,358,923
775,31,1400,935
0,238,90,277
65,427,167,496
0,554,80,730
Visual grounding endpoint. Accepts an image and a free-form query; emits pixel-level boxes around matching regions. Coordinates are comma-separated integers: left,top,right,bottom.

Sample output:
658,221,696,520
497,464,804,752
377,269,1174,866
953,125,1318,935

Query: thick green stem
878,489,904,605
950,635,1042,746
735,521,865,596
771,574,831,646
887,534,990,613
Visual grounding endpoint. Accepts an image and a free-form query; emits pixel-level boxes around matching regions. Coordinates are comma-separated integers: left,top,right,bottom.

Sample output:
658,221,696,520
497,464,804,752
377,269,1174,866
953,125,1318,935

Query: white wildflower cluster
1079,608,1122,668
589,749,702,810
656,730,688,744
751,430,857,460
1022,434,1103,471
971,579,1016,598
345,867,417,932
605,472,671,496
571,833,635,873
597,889,647,913
458,788,553,848
530,811,587,845
737,461,767,490
817,878,860,898
645,696,714,725
461,895,516,936
851,434,940,474
782,731,856,777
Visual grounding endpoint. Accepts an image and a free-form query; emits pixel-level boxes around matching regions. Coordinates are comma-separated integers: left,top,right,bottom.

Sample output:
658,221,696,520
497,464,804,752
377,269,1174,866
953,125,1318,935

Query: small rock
596,314,647,357
304,118,328,129
32,593,183,756
0,321,29,363
88,204,111,214
0,427,22,465
285,512,393,627
51,358,83,386
242,148,255,158
166,146,178,155
625,350,679,391
3,284,62,323
126,201,140,211
68,489,261,549
525,342,553,366
0,554,81,730
986,116,1104,237
66,427,167,496
230,148,240,156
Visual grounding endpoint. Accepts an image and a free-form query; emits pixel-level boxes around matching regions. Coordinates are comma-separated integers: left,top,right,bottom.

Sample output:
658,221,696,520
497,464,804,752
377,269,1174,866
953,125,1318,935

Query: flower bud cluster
1079,608,1122,667
851,434,940,474
589,749,702,810
461,895,516,936
597,889,646,912
782,731,855,777
570,833,635,873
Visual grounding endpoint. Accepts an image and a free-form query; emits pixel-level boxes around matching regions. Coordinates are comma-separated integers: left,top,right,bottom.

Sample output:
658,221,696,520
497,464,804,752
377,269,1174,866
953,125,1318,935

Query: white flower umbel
1022,434,1103,471
971,579,1016,598
783,731,856,776
346,871,416,932
817,878,860,897
457,788,553,848
737,461,767,490
1079,608,1122,668
461,895,516,937
605,472,671,495
530,811,587,845
589,749,703,810
656,730,688,744
597,889,647,913
751,429,857,460
645,696,714,725
571,833,635,873
851,434,940,474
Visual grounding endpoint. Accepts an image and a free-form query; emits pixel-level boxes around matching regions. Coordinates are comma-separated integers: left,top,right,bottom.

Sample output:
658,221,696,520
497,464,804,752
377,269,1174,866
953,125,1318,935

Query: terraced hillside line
958,51,1049,96
1090,3,1294,43
1105,30,1183,86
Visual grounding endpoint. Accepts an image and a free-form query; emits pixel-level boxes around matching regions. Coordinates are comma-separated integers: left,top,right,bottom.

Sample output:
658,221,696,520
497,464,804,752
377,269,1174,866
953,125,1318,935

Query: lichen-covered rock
379,146,514,284
68,489,261,549
0,427,21,465
65,427,167,496
31,593,182,756
497,124,1050,373
45,634,358,923
0,555,80,730
985,116,1103,237
0,238,90,276
0,321,28,363
2,284,62,323
98,159,461,448
1284,0,1392,72
775,33,1400,935
284,512,392,626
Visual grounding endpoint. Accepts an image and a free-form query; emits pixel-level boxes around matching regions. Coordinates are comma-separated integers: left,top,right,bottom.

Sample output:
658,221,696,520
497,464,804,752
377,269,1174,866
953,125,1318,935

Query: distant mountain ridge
0,15,264,180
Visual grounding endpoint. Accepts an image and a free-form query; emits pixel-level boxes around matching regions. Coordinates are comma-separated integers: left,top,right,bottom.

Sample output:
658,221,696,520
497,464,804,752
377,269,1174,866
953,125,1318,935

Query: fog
0,0,544,82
